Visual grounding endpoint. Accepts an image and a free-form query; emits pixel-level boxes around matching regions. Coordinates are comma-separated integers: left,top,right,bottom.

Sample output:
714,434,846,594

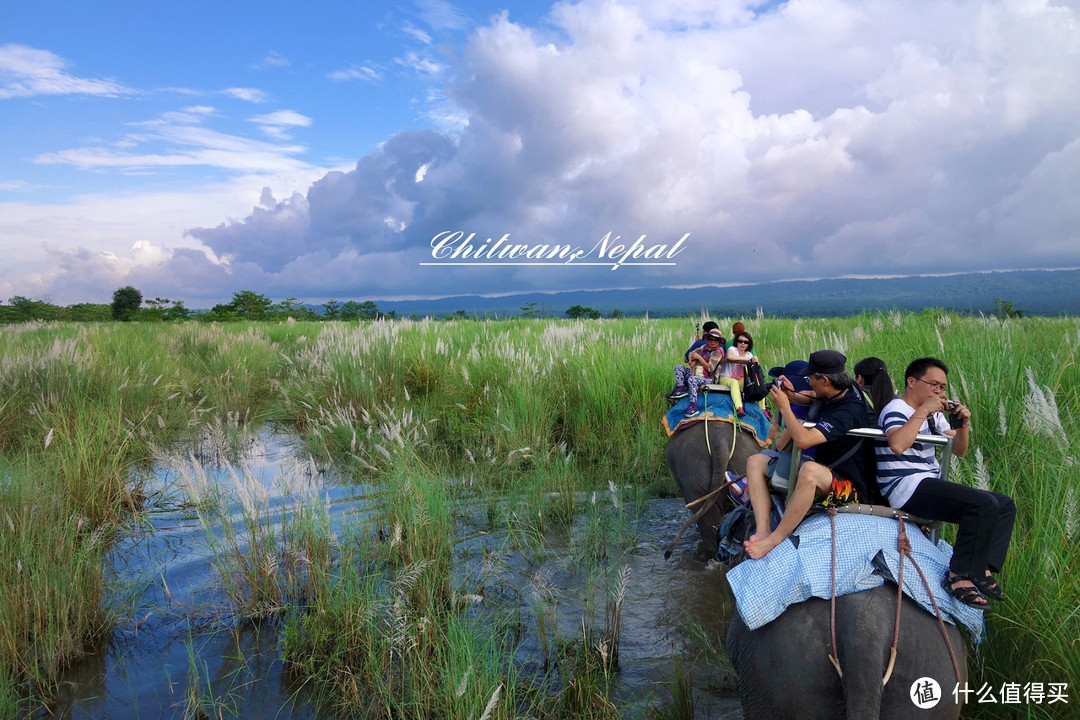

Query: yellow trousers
716,376,744,410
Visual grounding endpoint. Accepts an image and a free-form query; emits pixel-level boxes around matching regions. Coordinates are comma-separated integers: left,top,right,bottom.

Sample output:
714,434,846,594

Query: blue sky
2,0,1079,306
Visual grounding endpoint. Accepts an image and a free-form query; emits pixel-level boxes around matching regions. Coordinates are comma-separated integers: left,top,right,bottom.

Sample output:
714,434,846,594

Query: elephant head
665,420,761,557
726,583,968,719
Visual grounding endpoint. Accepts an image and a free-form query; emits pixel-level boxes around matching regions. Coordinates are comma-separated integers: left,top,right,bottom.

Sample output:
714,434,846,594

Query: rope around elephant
824,509,963,687
664,411,744,560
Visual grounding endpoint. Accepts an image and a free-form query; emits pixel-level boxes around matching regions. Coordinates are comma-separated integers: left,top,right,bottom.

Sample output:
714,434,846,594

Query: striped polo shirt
875,398,948,508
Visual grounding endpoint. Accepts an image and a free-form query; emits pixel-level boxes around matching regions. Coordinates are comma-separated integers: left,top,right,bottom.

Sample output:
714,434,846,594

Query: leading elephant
665,419,760,557
726,583,968,719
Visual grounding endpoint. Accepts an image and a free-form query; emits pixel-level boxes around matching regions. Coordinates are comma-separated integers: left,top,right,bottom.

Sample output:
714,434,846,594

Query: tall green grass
0,322,289,713
0,474,110,702
1,313,1077,718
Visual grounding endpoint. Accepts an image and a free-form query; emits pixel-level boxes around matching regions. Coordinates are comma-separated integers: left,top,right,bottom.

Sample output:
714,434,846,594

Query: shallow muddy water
45,432,743,719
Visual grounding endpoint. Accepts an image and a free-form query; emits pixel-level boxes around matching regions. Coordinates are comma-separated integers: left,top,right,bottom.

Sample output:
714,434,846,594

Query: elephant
665,419,761,557
726,582,968,719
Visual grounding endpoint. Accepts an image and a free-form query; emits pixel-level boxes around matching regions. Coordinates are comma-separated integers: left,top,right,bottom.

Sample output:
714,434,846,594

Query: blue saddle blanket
726,513,985,640
663,391,771,448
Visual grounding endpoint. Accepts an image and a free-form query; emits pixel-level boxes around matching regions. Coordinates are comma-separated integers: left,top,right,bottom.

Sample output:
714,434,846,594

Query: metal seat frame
777,423,954,543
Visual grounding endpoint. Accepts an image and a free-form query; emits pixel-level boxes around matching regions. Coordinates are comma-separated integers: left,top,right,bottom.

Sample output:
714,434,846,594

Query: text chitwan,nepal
422,231,689,270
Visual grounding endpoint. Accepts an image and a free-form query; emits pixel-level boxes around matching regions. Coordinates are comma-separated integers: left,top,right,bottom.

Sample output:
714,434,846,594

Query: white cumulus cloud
178,0,1080,300
6,0,1080,305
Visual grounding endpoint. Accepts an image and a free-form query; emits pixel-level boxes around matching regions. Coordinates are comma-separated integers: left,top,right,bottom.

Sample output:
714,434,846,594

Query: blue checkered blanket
726,513,985,640
663,391,771,448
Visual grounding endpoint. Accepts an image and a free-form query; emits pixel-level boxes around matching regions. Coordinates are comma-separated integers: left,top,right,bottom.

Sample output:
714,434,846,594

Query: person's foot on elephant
744,531,783,559
744,531,767,546
971,571,1006,601
667,385,688,400
683,403,699,417
941,572,989,609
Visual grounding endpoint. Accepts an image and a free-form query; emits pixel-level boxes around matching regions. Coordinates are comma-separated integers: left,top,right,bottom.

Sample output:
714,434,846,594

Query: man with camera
875,357,1016,610
743,350,876,560
726,360,817,503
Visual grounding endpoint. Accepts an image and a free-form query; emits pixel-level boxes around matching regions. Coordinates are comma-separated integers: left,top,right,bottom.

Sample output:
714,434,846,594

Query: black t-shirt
808,388,875,499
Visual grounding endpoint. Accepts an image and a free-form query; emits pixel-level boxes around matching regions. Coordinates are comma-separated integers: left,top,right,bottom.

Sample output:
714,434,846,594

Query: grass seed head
974,448,990,492
478,684,503,720
455,666,472,697
1065,488,1077,540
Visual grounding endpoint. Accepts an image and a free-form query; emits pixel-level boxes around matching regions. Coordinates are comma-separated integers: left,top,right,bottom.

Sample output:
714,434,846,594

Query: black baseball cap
807,349,847,375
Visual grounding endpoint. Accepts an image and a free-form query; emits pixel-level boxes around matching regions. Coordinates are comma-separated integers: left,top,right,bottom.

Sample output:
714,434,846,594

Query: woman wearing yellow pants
717,331,754,416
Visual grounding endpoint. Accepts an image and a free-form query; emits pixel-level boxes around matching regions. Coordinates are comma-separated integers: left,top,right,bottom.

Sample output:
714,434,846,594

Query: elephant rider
875,357,1015,609
668,322,723,401
671,328,727,417
685,320,722,363
743,350,876,560
853,355,896,415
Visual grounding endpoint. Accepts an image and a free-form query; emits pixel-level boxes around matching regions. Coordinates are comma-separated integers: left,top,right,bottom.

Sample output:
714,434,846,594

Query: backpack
715,495,785,564
741,360,770,402
715,505,755,564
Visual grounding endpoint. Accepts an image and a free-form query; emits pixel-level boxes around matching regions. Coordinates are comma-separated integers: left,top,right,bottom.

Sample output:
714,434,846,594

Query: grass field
1,314,1076,718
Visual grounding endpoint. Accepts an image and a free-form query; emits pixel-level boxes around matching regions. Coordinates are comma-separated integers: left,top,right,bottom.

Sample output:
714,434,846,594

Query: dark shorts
820,471,860,507
762,449,791,479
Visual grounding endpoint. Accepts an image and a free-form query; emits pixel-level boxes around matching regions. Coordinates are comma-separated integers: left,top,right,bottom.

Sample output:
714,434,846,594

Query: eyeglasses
916,377,947,392
706,337,721,342
736,339,750,345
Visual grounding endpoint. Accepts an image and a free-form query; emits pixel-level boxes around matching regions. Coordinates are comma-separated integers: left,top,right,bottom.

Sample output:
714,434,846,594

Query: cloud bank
10,0,1080,305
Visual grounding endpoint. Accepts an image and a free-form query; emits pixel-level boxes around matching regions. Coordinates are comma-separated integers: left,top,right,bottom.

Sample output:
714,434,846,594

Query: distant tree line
5,284,1023,325
0,296,113,323
0,286,633,325
515,301,620,319
0,287,393,325
203,290,391,322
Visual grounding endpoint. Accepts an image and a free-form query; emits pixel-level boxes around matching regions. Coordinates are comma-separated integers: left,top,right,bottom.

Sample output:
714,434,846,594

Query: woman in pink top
717,331,754,416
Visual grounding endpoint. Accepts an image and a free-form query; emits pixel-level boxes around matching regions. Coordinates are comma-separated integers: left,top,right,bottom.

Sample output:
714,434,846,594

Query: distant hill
374,269,1080,318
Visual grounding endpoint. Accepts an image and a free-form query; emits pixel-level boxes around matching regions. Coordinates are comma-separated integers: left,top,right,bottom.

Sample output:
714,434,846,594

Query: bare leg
744,453,773,543
745,461,831,559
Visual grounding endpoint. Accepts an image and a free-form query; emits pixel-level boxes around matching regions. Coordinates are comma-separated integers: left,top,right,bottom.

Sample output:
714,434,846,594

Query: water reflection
47,432,743,719
47,431,328,719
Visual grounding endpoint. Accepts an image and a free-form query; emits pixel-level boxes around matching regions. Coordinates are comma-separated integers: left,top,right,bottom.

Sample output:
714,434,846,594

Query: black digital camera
945,399,965,429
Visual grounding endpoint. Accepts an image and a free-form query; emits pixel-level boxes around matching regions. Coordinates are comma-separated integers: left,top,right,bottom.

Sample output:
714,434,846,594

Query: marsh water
44,431,743,719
